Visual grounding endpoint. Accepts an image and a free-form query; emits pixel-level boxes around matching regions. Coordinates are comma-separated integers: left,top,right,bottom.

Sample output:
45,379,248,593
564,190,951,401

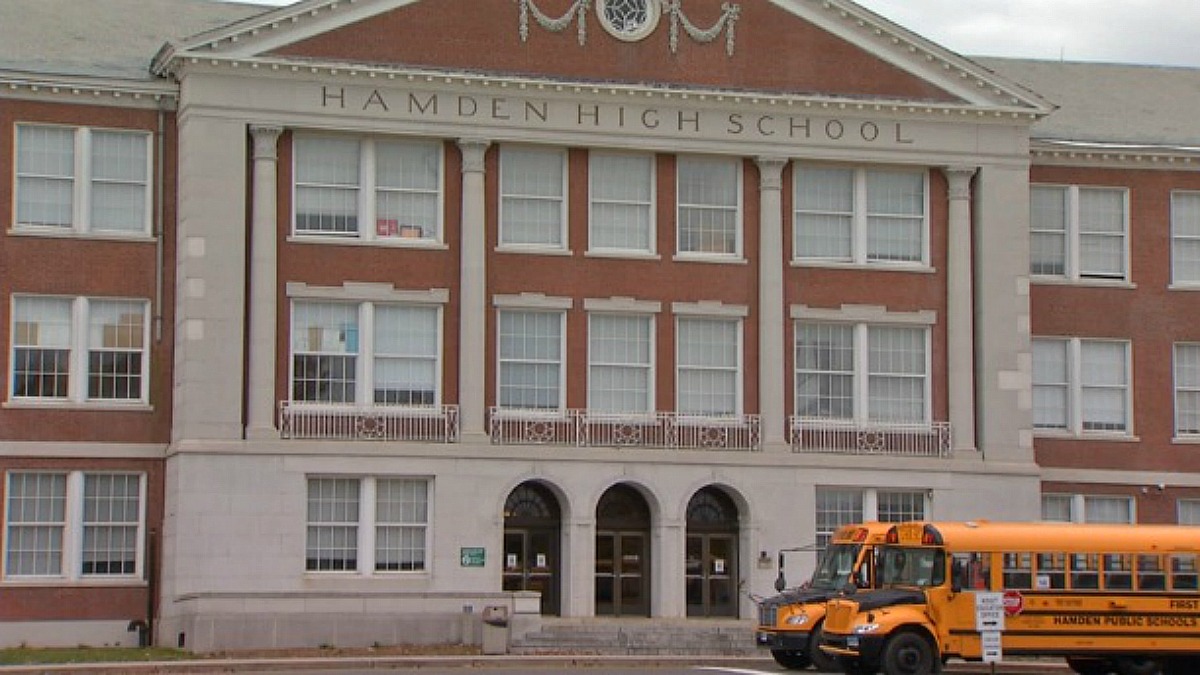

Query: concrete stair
510,617,758,656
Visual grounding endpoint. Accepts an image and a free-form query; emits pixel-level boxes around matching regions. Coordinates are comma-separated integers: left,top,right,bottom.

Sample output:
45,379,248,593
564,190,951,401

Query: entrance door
686,533,737,616
503,483,561,616
595,484,652,617
595,532,649,616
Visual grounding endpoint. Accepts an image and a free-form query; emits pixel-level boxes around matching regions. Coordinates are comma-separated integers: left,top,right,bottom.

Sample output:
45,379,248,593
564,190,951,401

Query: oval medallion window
597,0,661,42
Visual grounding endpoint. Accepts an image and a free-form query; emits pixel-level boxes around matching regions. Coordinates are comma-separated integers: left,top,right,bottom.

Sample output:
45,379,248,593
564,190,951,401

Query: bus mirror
775,570,787,592
842,581,858,596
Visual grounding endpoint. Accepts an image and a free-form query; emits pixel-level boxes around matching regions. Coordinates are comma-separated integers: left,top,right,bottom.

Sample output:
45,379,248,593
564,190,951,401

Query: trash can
481,605,509,655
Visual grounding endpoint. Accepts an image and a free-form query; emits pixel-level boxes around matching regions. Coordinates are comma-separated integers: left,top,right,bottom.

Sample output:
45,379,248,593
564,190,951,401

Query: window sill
1169,283,1200,292
288,235,448,250
1173,435,1200,444
585,250,661,261
8,227,155,243
1034,430,1140,443
672,254,747,265
791,260,935,274
495,246,572,256
1030,276,1136,290
3,401,154,413
1,577,147,588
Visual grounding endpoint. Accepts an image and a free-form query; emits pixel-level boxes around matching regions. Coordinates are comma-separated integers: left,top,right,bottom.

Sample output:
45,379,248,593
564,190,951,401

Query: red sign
1003,590,1024,617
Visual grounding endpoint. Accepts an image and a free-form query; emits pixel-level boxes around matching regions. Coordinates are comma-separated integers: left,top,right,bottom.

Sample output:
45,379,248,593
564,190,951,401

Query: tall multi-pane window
676,317,740,416
794,164,927,265
10,296,149,404
498,310,565,412
293,135,442,241
1030,185,1128,281
15,125,151,235
1041,494,1073,522
305,476,430,574
815,488,863,550
4,472,144,579
877,491,926,522
1175,344,1200,436
588,314,653,414
814,487,927,550
677,156,741,257
1032,337,1130,434
500,147,566,248
290,300,441,406
1179,500,1200,525
589,152,654,253
1172,191,1200,285
795,322,929,423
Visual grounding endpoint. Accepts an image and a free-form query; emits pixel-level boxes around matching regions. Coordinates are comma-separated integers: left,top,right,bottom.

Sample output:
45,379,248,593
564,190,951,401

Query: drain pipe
153,103,166,343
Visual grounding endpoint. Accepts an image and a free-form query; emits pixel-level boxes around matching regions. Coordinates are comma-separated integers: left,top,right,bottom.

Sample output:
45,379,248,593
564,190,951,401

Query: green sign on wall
460,547,486,567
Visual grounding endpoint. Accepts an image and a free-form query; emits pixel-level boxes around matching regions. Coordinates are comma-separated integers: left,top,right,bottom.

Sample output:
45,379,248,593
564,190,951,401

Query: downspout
154,104,166,343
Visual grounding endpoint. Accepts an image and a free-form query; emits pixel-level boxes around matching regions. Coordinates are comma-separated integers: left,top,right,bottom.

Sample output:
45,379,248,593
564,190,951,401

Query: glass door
686,533,737,617
595,532,649,616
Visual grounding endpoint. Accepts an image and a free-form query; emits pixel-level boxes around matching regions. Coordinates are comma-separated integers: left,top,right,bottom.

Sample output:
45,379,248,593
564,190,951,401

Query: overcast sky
235,0,1200,68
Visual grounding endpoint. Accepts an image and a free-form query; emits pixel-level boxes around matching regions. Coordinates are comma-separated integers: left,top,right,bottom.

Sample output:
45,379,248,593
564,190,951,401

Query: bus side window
1103,553,1133,590
1070,553,1100,590
1171,554,1199,591
1003,552,1032,589
1137,554,1166,590
1037,552,1066,590
953,552,991,590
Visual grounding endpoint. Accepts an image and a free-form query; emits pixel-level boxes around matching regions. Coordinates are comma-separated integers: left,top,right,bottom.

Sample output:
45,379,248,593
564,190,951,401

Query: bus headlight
852,623,881,634
785,613,811,626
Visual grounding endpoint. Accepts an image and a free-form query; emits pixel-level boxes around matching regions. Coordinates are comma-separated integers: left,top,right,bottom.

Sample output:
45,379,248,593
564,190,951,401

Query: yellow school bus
819,521,1200,675
755,523,890,671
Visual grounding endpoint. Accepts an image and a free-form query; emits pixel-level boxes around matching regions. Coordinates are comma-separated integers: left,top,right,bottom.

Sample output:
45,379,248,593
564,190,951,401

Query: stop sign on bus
1003,590,1024,617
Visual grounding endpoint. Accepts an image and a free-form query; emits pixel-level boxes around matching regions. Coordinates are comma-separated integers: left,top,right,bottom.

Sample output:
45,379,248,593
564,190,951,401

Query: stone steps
510,618,758,656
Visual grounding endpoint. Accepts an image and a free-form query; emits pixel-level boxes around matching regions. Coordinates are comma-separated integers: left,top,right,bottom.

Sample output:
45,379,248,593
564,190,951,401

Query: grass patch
0,647,192,665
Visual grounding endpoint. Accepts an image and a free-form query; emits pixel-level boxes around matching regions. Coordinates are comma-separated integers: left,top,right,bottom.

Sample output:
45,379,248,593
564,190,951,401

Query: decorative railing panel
489,408,761,451
279,403,459,442
789,417,952,458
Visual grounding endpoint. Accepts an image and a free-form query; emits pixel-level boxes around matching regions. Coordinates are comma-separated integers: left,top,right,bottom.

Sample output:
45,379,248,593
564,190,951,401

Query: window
794,164,927,265
4,471,144,579
290,300,441,406
677,156,741,257
293,135,442,241
10,295,150,404
500,146,566,248
814,487,927,550
498,310,565,412
795,322,929,423
1176,344,1200,436
589,152,654,253
1033,338,1130,434
1030,185,1128,281
15,124,151,236
677,317,740,416
305,477,429,574
1173,192,1200,285
1042,493,1135,523
1181,500,1200,525
588,314,653,414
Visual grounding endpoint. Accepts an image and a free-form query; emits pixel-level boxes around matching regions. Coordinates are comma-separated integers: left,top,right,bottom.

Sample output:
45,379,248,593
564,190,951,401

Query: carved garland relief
516,0,741,55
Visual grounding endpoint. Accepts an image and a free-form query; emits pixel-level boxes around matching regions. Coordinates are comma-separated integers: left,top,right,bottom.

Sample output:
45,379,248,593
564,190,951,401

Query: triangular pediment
155,0,1050,114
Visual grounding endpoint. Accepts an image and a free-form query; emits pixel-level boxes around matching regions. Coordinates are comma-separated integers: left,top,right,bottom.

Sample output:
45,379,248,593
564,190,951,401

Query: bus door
939,551,995,656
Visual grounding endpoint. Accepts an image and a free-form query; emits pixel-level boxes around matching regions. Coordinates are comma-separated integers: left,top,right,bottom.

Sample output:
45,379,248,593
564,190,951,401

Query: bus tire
1116,656,1161,675
770,649,811,670
1065,657,1111,675
882,631,938,675
809,622,839,672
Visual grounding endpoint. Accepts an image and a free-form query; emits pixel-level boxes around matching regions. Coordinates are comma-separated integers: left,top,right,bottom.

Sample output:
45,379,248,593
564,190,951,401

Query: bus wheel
1116,656,1161,675
770,649,811,670
882,632,937,675
809,622,839,672
1065,657,1111,675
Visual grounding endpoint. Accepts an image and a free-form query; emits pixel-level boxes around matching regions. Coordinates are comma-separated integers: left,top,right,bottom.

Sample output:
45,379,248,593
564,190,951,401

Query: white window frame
587,313,655,416
1174,343,1200,438
1032,337,1132,437
793,163,930,267
9,295,151,406
675,155,743,259
1042,493,1135,524
1171,191,1200,286
14,124,153,237
815,487,928,549
496,308,568,415
305,476,431,576
1030,184,1130,282
588,151,656,255
1179,499,1200,525
3,471,146,582
292,134,445,244
794,320,932,425
288,297,444,407
499,145,568,251
675,315,743,418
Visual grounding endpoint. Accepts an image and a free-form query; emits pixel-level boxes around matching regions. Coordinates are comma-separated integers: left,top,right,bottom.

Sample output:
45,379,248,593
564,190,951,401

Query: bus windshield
809,543,863,591
879,546,945,588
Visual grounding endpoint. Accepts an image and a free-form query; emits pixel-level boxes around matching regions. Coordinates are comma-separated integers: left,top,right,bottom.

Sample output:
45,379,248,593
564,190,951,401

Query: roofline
0,68,179,102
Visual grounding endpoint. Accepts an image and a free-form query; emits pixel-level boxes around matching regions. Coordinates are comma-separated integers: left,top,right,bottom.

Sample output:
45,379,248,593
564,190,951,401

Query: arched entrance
685,486,740,617
595,483,651,617
503,482,562,616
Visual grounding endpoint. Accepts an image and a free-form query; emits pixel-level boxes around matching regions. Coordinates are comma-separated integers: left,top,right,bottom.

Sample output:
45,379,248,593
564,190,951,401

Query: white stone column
756,157,789,450
458,139,491,441
655,519,687,618
945,166,978,452
246,125,283,439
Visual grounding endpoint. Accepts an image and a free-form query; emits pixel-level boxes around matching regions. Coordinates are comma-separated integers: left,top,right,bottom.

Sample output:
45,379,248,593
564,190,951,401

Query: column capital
249,125,283,161
457,137,492,173
943,165,977,201
755,156,788,191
